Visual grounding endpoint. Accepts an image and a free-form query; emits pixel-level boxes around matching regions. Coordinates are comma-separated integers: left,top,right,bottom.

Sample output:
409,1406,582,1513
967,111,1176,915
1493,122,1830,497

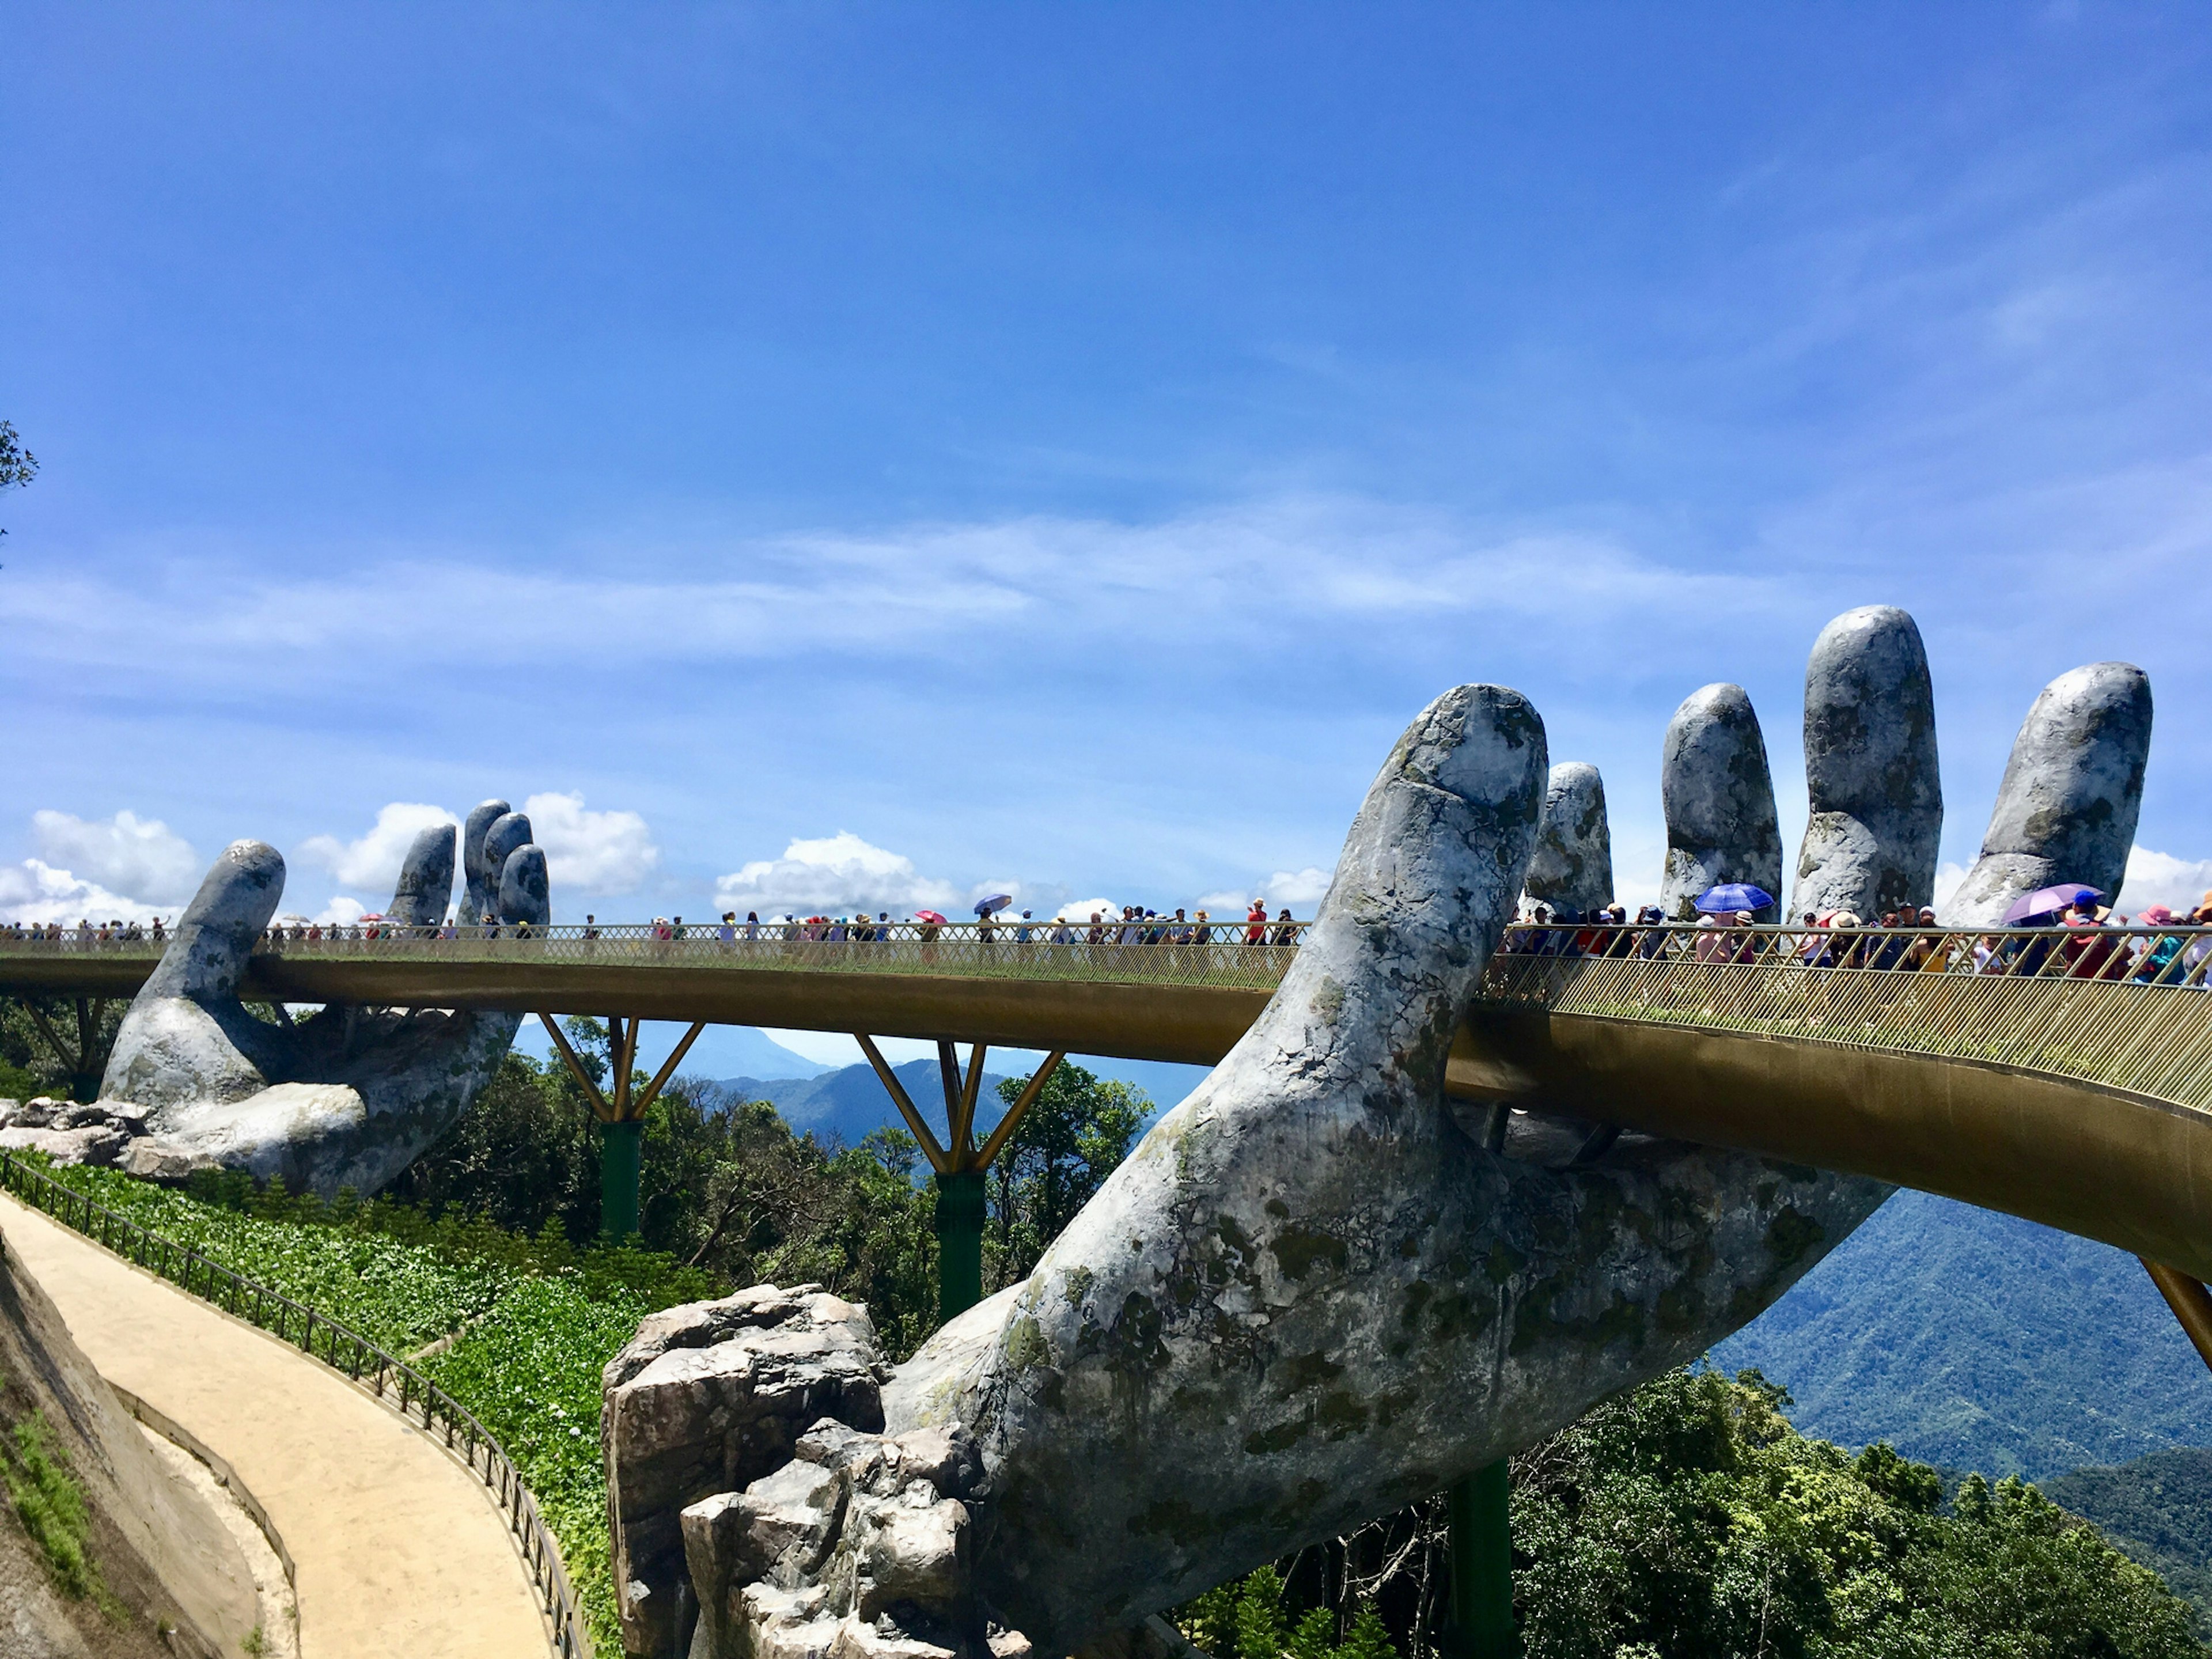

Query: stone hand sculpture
1657,682,1783,920
1938,663,2152,927
611,641,1939,1659
1791,605,1942,922
96,800,547,1197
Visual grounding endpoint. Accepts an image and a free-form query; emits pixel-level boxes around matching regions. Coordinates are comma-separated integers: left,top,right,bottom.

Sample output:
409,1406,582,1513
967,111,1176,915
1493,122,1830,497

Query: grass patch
1,1407,118,1612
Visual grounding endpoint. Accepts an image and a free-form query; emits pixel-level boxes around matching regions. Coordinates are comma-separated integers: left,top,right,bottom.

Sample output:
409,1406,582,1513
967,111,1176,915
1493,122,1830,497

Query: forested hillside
1713,1190,2212,1479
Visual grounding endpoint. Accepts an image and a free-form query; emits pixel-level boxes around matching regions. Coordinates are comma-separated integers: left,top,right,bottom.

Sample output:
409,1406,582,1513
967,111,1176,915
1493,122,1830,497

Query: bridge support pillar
1446,1460,1515,1659
856,1035,1068,1324
935,1169,987,1321
601,1119,643,1241
537,1012,704,1243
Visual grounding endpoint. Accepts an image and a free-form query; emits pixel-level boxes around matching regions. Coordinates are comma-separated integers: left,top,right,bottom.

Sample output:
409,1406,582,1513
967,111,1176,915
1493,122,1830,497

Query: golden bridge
4,917,2210,1323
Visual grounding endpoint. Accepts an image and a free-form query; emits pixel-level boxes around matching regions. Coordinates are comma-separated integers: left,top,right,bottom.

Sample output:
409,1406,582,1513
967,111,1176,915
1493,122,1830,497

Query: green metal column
601,1120,643,1240
1446,1461,1515,1659
934,1168,988,1320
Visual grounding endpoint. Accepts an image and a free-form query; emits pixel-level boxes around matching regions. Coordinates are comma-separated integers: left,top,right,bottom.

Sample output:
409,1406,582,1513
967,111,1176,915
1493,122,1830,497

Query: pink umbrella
914,910,948,925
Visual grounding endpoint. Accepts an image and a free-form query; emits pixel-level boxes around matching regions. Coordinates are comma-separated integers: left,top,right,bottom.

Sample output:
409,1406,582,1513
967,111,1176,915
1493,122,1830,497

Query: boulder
0,1125,127,1167
1791,606,1943,921
117,1139,224,1184
603,1284,892,1658
1940,662,2153,927
1659,682,1783,919
1522,762,1612,915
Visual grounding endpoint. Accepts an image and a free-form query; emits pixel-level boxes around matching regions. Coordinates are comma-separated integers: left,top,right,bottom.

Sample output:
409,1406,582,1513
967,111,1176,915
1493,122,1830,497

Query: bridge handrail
1477,922,2212,1112
0,1152,590,1659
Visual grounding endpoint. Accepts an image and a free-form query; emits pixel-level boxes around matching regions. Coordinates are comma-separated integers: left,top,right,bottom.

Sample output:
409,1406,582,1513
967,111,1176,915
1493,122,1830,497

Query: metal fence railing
0,1152,589,1659
0,919,1312,993
1476,923,2212,1113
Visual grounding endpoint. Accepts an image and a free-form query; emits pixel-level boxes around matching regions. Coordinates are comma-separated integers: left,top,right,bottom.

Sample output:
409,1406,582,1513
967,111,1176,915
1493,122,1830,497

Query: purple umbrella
974,894,1014,917
2003,884,2103,925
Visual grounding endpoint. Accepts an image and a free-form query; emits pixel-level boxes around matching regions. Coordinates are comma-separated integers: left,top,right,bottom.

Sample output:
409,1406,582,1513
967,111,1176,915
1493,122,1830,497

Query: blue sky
6,5,2212,1063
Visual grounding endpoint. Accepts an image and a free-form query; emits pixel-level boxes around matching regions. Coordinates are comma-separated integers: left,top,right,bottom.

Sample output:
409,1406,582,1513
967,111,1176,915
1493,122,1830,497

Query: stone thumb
498,845,550,927
144,840,285,1004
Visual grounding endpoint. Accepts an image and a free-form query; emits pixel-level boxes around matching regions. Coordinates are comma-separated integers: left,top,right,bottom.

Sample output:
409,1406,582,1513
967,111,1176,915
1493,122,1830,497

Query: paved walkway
0,1193,551,1659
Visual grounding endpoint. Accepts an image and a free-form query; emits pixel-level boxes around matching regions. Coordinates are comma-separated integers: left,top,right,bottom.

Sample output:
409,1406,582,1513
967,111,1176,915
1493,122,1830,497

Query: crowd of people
635,900,1309,948
1503,892,2212,985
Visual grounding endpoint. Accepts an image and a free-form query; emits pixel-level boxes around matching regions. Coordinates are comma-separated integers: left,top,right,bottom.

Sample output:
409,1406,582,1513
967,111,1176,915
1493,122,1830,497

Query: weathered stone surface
459,798,511,925
117,1138,224,1184
1522,762,1612,915
96,828,540,1198
499,844,550,925
388,824,457,929
1659,682,1783,920
0,1124,126,1166
1940,662,2153,927
481,812,533,916
604,1285,891,1658
1791,606,1942,921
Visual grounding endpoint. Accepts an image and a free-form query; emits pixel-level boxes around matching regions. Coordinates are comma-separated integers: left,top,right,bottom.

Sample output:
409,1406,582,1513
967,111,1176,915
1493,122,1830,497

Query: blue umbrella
974,894,1014,918
1694,883,1775,914
2003,884,2102,925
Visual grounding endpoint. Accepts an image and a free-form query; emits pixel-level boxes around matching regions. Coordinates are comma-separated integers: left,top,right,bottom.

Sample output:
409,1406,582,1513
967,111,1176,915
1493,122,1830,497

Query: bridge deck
3,920,2209,1276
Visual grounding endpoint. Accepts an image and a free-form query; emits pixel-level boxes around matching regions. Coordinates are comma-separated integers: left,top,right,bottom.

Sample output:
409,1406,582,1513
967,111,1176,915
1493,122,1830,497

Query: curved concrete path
0,1193,552,1659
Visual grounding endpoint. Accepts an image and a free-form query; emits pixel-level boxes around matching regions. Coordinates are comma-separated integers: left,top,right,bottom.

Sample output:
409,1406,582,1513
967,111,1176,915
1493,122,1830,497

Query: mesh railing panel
1476,923,2212,1112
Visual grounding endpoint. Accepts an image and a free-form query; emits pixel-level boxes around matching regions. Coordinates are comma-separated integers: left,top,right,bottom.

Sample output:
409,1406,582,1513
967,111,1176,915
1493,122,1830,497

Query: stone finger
1524,760,1613,916
1939,661,2152,927
459,799,510,924
498,845,550,927
142,840,285,1003
1791,605,1942,921
1660,682,1782,920
479,812,533,921
388,824,456,929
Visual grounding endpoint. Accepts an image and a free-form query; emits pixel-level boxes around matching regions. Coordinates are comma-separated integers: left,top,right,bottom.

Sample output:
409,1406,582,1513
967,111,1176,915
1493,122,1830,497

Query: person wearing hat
2062,893,2122,979
2133,905,2188,983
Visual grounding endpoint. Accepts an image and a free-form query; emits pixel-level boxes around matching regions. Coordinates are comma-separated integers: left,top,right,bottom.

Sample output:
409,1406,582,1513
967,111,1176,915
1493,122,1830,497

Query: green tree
984,1061,1146,1288
0,421,36,541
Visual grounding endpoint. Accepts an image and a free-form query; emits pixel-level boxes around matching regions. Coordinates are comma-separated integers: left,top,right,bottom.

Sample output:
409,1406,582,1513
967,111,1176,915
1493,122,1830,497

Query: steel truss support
537,1012,706,1240
854,1034,1066,1320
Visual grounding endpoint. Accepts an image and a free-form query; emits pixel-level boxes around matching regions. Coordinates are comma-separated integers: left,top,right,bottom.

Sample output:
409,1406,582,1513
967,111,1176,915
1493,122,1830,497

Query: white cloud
0,497,1783,678
31,809,199,904
1055,897,1121,922
1934,861,1970,912
0,859,165,925
1198,866,1335,914
298,803,460,893
716,832,961,917
521,791,658,893
2116,847,2212,917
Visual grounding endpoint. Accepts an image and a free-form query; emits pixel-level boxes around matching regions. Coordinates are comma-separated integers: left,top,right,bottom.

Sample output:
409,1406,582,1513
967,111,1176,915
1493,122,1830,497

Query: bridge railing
0,919,1312,991
0,1152,590,1659
1477,923,2212,1112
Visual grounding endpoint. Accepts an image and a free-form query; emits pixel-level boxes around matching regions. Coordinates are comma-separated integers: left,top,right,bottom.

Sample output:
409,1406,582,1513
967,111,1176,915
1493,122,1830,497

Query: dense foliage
1176,1368,2207,1659
2045,1448,2212,1630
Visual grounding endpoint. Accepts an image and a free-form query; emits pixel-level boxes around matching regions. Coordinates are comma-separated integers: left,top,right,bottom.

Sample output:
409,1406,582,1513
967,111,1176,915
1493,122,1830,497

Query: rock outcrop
94,808,548,1198
601,1285,892,1659
1791,605,1942,921
0,1220,257,1657
1939,662,2153,926
1522,762,1612,915
1658,683,1783,919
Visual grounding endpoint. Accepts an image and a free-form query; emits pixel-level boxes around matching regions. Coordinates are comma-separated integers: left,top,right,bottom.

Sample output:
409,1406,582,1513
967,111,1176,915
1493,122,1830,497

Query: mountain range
1712,1188,2212,1480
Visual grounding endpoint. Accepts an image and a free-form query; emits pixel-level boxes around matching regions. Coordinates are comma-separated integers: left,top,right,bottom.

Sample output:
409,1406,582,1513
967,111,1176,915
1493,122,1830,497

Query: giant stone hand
99,801,547,1198
603,645,1931,1659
